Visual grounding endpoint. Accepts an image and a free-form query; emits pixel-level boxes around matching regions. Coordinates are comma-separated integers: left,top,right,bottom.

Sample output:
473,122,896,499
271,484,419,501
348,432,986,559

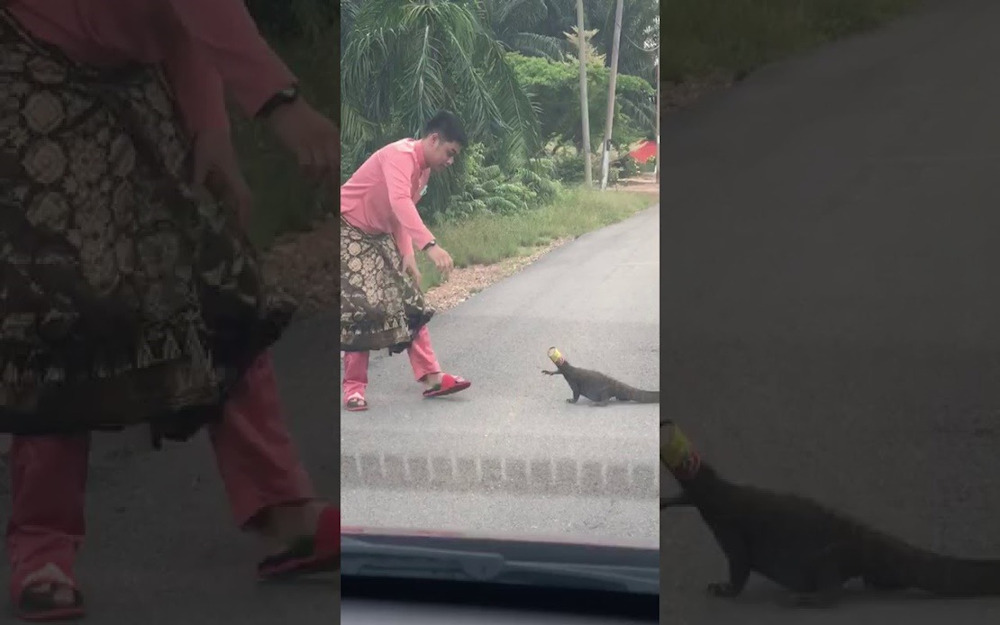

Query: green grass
414,187,655,290
660,0,921,83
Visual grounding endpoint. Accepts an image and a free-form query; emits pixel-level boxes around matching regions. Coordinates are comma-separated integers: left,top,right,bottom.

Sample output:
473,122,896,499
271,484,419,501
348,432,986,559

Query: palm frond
505,32,567,59
495,0,549,31
343,0,543,174
618,95,654,131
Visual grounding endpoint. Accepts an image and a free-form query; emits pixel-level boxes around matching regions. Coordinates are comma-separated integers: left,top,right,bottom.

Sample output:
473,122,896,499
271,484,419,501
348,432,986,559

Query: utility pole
655,56,660,184
576,0,591,187
599,0,624,190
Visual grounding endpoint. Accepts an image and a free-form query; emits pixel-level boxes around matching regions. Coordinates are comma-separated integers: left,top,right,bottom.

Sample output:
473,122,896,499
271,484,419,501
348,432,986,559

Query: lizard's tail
623,387,659,403
894,547,1000,596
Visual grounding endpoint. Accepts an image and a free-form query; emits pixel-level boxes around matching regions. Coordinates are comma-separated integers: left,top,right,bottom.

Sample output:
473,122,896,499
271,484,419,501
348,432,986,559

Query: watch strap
256,84,299,119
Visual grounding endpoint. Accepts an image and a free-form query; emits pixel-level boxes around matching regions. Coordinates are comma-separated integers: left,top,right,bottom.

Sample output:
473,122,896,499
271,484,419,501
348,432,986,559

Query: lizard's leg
566,383,580,403
862,573,904,591
563,377,580,404
660,492,693,508
782,578,844,607
706,524,751,598
541,369,563,376
780,547,846,608
588,386,611,407
610,385,626,401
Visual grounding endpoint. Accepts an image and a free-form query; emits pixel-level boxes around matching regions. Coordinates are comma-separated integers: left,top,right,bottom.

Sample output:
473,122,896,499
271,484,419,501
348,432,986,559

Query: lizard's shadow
705,582,957,608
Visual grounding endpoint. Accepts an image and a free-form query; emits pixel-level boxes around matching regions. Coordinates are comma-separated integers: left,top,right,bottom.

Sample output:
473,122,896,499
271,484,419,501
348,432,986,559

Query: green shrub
435,143,564,223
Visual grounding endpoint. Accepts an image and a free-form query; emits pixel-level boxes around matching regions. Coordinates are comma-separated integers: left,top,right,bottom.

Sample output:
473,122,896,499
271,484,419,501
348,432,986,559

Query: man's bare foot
16,563,83,618
256,500,326,554
22,582,76,608
421,372,443,389
255,504,339,579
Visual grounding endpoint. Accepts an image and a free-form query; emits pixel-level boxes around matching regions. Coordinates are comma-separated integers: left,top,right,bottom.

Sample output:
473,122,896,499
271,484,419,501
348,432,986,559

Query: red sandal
344,393,368,412
12,564,85,622
257,505,340,580
422,373,472,398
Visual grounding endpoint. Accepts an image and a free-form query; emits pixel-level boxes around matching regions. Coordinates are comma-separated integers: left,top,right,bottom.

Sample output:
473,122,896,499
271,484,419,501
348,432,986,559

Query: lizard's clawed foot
707,582,740,598
862,576,902,591
779,591,840,608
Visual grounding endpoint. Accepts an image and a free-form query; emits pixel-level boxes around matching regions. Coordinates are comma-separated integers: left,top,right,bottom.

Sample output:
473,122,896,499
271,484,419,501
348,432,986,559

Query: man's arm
161,30,228,135
382,153,435,253
165,0,298,119
392,224,414,260
397,170,432,256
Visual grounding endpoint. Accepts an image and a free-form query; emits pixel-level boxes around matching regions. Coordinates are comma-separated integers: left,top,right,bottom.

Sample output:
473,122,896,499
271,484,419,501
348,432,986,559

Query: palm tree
341,0,541,174
479,0,567,60
587,0,657,81
341,0,544,215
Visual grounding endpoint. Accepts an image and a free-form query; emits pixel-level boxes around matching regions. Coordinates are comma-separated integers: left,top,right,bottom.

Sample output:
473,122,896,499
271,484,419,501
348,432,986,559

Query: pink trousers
342,325,440,400
4,352,315,584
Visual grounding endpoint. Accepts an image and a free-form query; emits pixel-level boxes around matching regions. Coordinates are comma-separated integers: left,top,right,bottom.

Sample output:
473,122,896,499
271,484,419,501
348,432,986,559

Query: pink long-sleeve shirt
341,138,435,257
6,0,297,135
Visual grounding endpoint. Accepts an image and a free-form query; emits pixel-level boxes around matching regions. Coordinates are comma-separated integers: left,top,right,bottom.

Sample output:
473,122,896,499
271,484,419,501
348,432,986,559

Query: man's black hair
424,110,468,147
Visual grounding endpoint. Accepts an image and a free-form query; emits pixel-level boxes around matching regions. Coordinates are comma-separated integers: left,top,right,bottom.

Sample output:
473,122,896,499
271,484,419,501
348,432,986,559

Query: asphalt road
340,205,661,545
662,0,1000,623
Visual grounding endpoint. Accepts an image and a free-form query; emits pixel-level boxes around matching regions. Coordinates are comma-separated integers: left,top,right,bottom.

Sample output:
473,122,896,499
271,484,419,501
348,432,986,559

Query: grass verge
415,187,655,291
660,0,921,82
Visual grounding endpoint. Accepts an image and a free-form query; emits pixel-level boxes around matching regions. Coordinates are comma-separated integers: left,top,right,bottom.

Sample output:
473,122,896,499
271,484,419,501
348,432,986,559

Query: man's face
426,134,462,171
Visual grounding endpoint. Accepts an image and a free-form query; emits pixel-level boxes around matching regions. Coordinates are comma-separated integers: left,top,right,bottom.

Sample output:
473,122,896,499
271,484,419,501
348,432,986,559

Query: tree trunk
576,0,592,187
599,0,624,190
655,57,660,183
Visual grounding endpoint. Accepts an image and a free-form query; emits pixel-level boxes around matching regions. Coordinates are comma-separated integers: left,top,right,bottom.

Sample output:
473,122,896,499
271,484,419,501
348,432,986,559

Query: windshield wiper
340,536,659,595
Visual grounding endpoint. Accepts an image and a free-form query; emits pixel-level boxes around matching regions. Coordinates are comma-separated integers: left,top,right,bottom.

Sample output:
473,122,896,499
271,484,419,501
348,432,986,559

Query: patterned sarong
0,11,296,439
340,217,434,353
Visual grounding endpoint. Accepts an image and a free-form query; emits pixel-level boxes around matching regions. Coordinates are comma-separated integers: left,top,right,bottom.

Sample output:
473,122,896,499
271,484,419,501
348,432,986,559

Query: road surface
662,0,1000,623
0,349,342,621
340,205,661,545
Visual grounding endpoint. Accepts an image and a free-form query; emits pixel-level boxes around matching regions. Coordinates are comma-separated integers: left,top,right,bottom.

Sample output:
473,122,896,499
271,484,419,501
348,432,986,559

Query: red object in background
628,139,657,163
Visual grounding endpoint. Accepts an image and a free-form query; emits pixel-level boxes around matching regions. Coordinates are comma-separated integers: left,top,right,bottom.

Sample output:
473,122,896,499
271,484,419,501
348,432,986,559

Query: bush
551,150,628,186
552,151,588,184
620,155,640,178
435,144,563,223
506,53,655,154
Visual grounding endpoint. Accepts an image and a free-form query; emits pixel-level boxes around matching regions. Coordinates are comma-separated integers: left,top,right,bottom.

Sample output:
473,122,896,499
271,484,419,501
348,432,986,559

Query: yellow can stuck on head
547,347,565,365
661,421,696,472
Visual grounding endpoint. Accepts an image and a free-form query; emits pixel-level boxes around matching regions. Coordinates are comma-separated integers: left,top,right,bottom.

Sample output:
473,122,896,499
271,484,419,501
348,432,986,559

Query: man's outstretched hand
192,127,253,227
402,254,422,289
426,244,454,277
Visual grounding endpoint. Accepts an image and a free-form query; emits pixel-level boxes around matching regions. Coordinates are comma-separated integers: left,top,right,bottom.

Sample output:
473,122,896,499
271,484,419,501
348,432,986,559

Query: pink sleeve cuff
229,58,297,118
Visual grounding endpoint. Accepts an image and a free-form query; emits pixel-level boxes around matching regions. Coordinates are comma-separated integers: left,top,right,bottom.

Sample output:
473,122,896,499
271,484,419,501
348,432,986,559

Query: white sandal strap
21,563,75,590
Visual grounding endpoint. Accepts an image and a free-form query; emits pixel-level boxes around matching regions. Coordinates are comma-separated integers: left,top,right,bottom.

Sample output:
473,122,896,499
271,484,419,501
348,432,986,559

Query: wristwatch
422,240,437,251
256,84,300,119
